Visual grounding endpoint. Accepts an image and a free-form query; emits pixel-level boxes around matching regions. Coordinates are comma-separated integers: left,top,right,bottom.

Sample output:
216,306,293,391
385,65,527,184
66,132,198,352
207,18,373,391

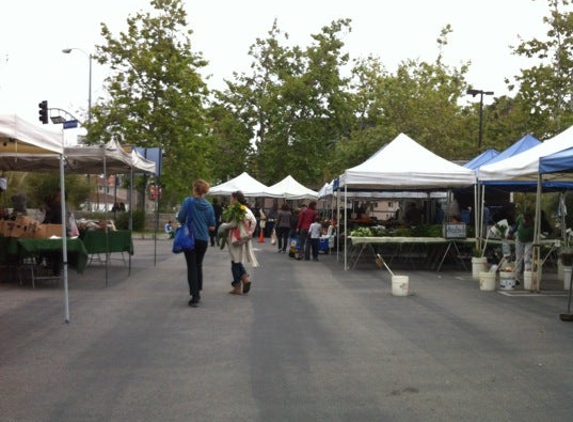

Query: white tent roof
318,182,333,198
478,125,573,182
0,138,156,174
339,133,476,190
0,114,63,158
266,175,318,200
209,171,279,197
65,141,156,174
128,148,157,175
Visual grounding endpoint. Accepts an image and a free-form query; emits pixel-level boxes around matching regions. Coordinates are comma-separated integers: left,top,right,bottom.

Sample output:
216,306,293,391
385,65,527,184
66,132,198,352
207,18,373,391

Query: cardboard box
10,221,28,237
1,220,15,237
20,220,41,238
14,216,38,227
34,224,64,239
2,216,42,238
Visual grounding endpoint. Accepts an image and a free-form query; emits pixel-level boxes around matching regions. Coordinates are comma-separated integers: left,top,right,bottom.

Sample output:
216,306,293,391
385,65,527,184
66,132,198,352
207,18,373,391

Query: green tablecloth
80,230,133,255
0,236,89,273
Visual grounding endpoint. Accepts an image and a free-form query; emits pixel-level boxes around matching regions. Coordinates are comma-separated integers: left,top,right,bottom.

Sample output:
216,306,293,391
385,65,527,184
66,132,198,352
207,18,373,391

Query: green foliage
87,0,212,202
114,209,145,231
39,0,571,196
4,173,90,210
510,0,573,137
215,19,355,187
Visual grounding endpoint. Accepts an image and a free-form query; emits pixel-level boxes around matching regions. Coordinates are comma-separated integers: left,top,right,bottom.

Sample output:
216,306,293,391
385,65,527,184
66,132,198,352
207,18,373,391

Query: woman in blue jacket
177,179,216,307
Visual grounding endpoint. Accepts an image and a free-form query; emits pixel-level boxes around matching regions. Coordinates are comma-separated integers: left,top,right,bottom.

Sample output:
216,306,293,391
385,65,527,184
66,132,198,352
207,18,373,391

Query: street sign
63,120,79,129
150,186,162,200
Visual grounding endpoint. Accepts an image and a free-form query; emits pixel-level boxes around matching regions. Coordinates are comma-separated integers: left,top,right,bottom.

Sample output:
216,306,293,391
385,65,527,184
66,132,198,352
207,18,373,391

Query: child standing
308,216,323,262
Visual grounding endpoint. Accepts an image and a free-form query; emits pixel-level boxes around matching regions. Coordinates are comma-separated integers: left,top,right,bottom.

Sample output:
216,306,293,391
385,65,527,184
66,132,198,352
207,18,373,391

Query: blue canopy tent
479,126,573,290
456,136,543,245
463,148,499,170
539,146,573,174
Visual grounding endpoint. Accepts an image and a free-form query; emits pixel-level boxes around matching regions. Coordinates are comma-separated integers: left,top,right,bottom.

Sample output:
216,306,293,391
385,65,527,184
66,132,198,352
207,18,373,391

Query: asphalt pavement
1,237,573,422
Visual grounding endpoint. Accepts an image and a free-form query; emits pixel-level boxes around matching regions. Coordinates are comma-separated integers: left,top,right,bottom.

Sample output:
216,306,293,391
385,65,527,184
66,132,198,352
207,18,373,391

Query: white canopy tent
318,182,333,198
1,115,157,320
339,133,476,191
338,133,477,269
0,114,63,156
266,175,318,200
209,171,280,198
478,126,573,183
0,114,71,322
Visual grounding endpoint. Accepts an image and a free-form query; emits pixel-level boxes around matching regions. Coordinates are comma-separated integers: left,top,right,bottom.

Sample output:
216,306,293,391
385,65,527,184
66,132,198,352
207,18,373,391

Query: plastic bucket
479,271,496,291
391,275,409,296
523,270,542,291
499,271,515,290
471,257,488,280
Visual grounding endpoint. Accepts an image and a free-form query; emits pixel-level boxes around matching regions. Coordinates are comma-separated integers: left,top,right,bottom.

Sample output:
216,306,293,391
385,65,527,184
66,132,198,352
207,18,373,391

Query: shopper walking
176,179,216,307
219,191,259,295
296,201,318,261
275,203,292,253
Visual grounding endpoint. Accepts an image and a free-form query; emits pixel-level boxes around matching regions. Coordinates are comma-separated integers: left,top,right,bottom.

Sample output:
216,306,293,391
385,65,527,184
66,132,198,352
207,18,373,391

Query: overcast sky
0,0,552,140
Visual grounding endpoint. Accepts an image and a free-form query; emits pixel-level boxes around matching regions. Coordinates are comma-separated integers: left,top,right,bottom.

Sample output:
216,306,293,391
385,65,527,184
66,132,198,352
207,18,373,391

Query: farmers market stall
337,133,476,270
347,223,473,271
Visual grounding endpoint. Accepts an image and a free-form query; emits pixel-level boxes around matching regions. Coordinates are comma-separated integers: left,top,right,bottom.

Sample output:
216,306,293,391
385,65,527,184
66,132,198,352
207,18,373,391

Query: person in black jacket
210,197,223,246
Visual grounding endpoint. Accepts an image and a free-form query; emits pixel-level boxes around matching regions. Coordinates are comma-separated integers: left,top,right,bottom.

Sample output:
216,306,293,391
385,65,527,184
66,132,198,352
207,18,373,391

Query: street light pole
62,47,93,212
62,47,92,124
467,88,494,152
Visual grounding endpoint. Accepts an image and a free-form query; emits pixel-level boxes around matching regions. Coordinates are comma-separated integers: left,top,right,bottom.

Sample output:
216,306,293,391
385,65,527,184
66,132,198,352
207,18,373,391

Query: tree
86,0,211,207
215,19,356,187
510,0,573,138
334,25,472,170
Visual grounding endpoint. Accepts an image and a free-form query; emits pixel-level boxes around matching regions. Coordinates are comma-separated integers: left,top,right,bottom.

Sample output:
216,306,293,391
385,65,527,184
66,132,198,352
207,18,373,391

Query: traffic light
38,100,48,124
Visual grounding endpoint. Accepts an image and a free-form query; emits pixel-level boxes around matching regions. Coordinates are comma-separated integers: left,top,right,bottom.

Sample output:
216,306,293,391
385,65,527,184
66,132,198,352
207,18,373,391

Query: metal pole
88,54,92,124
478,92,484,153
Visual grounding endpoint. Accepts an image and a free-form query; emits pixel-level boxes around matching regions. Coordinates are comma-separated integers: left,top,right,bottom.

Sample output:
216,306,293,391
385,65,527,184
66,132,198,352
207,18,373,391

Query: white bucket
391,275,409,296
479,271,496,291
563,267,572,290
499,271,515,290
523,270,542,291
471,257,488,280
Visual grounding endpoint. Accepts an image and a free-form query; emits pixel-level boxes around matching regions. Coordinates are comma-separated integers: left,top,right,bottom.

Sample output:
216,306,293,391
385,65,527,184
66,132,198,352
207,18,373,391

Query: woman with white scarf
219,190,259,295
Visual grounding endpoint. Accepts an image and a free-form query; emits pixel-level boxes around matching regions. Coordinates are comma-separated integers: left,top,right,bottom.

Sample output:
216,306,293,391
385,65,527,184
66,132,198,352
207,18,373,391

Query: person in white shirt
308,216,323,262
164,220,175,238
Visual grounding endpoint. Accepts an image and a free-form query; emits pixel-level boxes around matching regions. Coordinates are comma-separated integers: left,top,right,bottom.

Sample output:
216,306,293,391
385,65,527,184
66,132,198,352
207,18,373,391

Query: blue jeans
231,261,247,286
299,228,310,259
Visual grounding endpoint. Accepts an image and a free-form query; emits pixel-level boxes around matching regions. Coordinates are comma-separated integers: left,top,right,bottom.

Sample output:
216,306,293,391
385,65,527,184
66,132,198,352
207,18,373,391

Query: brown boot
241,274,251,294
229,283,242,295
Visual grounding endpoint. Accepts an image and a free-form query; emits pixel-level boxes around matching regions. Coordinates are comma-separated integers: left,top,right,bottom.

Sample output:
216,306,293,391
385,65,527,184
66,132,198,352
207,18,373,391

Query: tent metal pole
336,190,340,262
60,152,70,323
344,185,348,270
104,157,109,288
474,183,480,252
532,174,543,292
128,168,133,276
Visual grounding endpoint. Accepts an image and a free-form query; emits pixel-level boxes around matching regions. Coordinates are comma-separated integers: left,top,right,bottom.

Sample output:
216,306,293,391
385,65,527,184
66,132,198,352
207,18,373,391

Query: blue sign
63,120,79,129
